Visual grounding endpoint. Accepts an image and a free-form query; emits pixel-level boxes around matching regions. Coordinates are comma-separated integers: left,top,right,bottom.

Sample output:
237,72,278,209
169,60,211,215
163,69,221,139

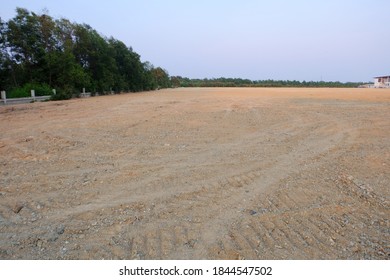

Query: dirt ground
0,87,389,260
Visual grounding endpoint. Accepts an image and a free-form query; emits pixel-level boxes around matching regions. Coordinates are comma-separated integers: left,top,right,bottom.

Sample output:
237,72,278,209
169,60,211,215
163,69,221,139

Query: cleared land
0,87,389,259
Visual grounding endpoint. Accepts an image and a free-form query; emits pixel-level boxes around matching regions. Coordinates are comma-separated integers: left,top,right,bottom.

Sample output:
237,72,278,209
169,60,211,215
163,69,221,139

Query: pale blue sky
1,0,389,82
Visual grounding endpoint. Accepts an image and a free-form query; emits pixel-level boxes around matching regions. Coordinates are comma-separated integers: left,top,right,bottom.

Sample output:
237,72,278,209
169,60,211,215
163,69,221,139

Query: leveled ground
0,87,389,259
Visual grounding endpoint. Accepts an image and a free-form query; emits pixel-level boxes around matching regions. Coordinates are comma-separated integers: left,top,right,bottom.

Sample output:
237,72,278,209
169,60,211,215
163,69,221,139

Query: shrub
8,83,52,98
50,86,76,100
7,87,29,98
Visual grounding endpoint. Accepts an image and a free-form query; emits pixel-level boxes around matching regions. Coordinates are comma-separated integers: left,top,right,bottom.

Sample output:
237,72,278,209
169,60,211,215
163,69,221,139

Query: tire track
2,88,389,260
56,113,351,259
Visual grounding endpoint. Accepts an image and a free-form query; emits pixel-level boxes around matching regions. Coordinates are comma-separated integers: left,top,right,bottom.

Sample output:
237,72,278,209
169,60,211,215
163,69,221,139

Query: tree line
0,8,170,99
170,77,364,88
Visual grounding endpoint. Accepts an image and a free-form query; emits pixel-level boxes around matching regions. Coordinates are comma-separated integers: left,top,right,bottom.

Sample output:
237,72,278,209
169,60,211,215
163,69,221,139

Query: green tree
0,16,10,90
1,7,172,97
36,13,57,86
142,61,157,90
5,8,44,84
108,38,145,92
152,67,171,89
73,24,117,93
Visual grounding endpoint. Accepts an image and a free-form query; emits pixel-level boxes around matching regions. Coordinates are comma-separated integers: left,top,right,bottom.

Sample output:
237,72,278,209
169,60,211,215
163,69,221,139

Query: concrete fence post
31,89,35,100
82,88,86,94
1,91,6,104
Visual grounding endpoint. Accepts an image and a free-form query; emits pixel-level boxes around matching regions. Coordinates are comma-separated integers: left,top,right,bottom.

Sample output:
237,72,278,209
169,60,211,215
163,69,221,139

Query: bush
7,87,29,98
50,86,75,100
8,83,52,98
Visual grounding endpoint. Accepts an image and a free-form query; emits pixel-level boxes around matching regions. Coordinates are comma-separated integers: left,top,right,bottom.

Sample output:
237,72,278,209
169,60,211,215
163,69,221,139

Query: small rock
46,232,59,242
249,210,257,216
259,208,268,214
12,202,24,214
184,239,197,248
56,225,65,235
377,248,386,256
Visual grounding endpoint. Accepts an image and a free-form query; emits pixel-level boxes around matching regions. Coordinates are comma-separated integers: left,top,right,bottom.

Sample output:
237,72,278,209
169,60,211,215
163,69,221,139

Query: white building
374,75,390,88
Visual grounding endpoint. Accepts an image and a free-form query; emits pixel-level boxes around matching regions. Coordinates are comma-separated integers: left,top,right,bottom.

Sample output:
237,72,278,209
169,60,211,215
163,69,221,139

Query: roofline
374,75,390,78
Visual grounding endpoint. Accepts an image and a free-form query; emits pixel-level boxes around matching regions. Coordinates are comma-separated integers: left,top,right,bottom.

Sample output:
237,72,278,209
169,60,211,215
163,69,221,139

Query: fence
0,88,118,105
0,89,53,105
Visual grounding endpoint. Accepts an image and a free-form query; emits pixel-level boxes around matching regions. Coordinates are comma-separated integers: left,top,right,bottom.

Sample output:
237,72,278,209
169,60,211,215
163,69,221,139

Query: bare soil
0,87,389,260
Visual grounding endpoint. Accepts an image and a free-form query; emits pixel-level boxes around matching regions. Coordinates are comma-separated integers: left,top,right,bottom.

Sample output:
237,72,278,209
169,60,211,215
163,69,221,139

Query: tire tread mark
291,218,330,257
304,217,335,248
273,219,305,251
283,219,311,248
232,230,259,259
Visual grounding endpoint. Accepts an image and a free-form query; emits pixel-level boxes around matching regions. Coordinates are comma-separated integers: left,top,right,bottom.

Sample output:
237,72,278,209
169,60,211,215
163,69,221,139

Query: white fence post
1,91,6,104
52,89,56,95
31,89,35,101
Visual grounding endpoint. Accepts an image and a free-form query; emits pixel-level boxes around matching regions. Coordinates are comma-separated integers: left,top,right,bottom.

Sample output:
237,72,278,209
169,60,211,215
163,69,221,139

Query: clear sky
1,0,389,82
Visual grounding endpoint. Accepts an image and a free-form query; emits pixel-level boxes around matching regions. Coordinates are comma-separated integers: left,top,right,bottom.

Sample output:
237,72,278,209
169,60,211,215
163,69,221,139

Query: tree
1,7,171,96
36,13,56,86
170,76,181,88
0,16,10,90
108,38,145,92
142,61,157,90
73,24,117,93
5,8,44,84
152,67,170,89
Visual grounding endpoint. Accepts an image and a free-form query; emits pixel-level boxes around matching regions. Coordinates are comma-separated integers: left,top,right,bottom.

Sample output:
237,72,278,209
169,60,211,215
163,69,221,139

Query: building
374,75,390,88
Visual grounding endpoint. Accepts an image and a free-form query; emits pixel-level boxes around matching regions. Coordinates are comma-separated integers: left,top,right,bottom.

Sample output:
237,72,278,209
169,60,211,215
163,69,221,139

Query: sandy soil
0,87,389,260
